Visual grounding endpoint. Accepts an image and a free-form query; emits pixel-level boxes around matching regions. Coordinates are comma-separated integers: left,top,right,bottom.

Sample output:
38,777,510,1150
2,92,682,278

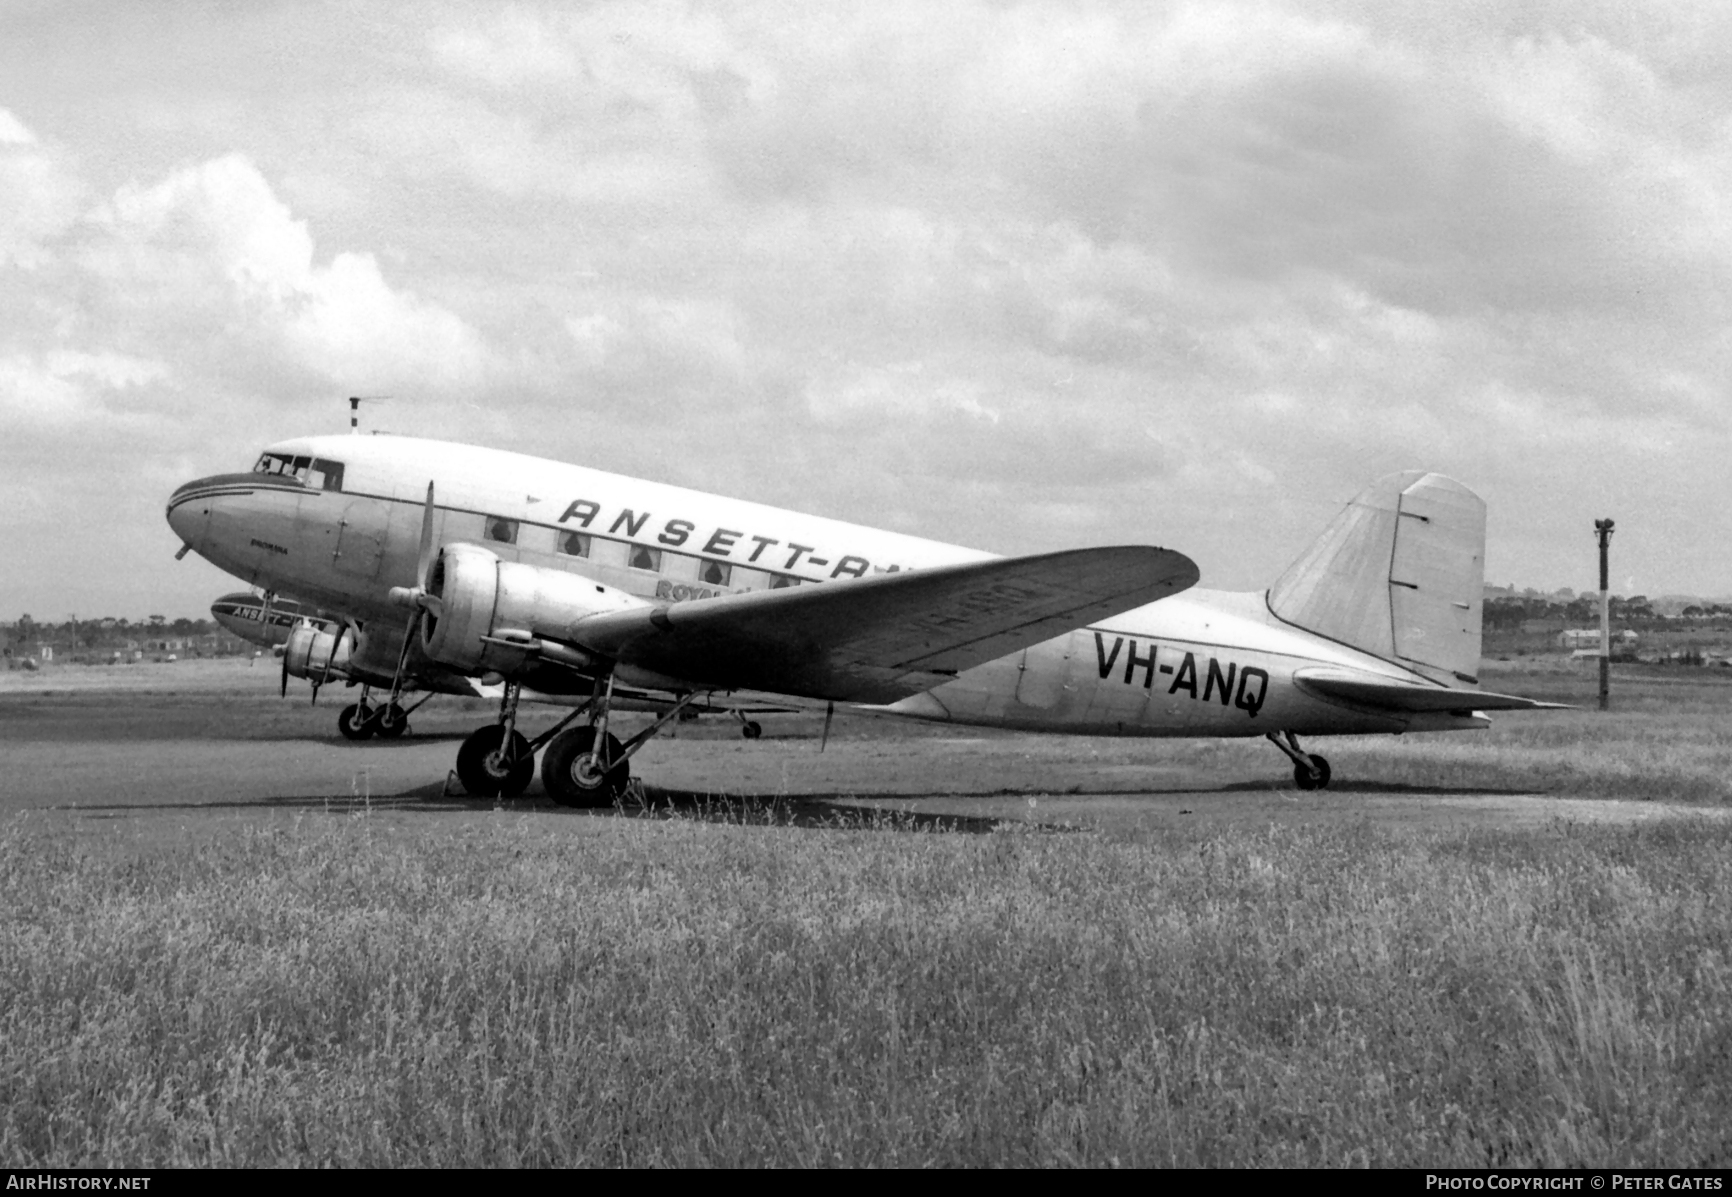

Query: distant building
1559,628,1637,649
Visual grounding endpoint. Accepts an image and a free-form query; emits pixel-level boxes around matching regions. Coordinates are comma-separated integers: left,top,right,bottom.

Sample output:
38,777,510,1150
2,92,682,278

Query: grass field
1,663,1730,1167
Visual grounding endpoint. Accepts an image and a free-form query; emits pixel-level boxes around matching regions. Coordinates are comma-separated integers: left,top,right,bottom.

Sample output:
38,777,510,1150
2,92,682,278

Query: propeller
389,482,442,617
317,621,350,692
265,591,292,698
384,482,440,703
416,480,437,594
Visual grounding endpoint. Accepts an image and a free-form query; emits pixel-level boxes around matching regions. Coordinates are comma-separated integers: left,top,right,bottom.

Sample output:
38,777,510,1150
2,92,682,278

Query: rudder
1268,471,1485,684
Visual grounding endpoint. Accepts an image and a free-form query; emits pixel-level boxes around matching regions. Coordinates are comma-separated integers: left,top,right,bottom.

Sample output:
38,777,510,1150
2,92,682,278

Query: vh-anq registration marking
1094,632,1268,717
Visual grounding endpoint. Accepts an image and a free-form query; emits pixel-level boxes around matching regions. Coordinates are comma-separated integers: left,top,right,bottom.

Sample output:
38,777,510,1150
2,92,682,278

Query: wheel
541,726,630,807
741,720,762,740
455,725,535,798
1294,754,1331,791
373,702,409,739
337,703,375,741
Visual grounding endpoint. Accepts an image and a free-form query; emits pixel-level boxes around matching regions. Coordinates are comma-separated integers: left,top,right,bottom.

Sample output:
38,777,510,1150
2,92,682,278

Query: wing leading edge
1294,667,1571,714
563,545,1198,703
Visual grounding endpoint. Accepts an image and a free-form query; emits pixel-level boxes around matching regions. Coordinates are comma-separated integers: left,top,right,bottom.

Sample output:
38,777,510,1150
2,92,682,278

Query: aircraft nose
166,474,228,548
166,469,306,569
167,493,198,545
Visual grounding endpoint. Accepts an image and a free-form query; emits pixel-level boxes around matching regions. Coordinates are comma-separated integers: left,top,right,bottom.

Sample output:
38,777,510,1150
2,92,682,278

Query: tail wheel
741,720,763,740
337,703,375,741
1294,754,1331,791
455,725,535,798
542,726,630,808
374,702,410,739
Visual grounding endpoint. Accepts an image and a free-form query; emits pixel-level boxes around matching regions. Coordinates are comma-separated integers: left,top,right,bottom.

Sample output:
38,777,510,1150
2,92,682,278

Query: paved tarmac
3,659,1723,836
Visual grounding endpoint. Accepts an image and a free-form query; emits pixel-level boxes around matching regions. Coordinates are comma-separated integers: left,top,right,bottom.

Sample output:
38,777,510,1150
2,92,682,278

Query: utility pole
1595,519,1614,711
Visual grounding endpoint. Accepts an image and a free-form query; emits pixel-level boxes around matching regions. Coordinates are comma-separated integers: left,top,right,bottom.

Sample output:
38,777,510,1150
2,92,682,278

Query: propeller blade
279,648,289,698
416,481,437,593
318,623,346,690
390,609,422,691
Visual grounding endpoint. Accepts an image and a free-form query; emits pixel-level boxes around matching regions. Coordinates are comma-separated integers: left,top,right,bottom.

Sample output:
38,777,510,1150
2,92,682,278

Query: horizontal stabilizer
564,545,1198,703
1294,667,1571,713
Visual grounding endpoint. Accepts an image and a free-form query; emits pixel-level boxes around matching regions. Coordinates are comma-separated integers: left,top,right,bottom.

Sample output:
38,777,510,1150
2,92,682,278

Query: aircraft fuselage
167,434,1485,739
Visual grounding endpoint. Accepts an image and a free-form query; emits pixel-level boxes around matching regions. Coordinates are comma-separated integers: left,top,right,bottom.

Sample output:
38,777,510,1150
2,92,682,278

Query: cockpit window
306,460,344,491
252,452,344,491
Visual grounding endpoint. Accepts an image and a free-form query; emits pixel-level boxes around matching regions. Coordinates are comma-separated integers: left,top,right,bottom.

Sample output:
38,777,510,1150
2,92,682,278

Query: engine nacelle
283,622,351,680
421,543,645,674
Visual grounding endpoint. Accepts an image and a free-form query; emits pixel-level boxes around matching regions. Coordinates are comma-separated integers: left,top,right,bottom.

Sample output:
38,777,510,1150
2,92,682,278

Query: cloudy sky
4,0,1729,619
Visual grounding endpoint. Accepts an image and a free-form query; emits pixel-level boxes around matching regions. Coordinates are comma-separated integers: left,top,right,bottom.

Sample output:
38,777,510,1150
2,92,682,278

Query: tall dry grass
1306,666,1732,804
2,809,1727,1167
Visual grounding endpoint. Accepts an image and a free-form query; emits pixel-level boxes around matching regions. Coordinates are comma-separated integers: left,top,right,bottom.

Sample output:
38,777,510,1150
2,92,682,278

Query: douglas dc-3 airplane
166,434,1554,805
209,589,498,738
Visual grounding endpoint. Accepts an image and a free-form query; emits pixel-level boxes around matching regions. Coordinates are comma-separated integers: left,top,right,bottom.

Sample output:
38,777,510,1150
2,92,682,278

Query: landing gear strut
456,681,534,798
373,702,410,739
337,685,430,742
541,674,703,808
1267,731,1331,791
338,687,375,741
541,726,629,806
446,669,704,806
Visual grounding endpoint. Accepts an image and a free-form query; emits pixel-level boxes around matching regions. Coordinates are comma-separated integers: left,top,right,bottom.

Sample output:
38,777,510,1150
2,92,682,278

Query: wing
1294,666,1571,713
563,545,1198,703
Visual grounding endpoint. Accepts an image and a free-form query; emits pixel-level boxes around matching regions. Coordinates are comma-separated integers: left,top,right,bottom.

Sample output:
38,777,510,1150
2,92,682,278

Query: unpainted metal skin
167,435,1542,799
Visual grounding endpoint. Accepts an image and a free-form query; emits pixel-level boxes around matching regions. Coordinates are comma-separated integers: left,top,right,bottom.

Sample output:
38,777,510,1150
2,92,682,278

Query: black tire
337,703,375,741
374,702,409,739
1294,754,1331,791
455,725,535,798
541,726,630,807
741,720,762,740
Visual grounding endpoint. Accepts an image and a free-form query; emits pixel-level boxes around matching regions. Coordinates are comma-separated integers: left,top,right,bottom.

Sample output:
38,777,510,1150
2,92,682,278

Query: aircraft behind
167,434,1555,802
209,591,334,649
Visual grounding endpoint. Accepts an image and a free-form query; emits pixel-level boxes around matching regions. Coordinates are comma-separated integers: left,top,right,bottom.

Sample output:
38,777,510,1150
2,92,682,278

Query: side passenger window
629,545,661,571
559,531,590,558
485,517,518,545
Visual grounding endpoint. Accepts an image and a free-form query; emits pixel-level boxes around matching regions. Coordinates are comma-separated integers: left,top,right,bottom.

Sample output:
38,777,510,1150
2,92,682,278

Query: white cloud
4,1,1732,612
84,154,490,391
805,362,1002,425
0,107,83,268
0,354,86,424
0,107,36,145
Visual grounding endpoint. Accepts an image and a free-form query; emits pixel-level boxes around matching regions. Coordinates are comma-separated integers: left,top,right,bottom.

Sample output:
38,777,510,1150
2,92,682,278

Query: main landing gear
453,673,703,807
1267,731,1331,791
335,684,432,742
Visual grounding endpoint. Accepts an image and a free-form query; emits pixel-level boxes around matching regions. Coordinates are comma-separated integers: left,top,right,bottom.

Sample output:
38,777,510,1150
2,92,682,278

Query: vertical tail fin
1268,471,1486,684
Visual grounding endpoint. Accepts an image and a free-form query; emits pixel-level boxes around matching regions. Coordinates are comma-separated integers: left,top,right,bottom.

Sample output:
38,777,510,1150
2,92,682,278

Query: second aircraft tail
1267,471,1486,685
